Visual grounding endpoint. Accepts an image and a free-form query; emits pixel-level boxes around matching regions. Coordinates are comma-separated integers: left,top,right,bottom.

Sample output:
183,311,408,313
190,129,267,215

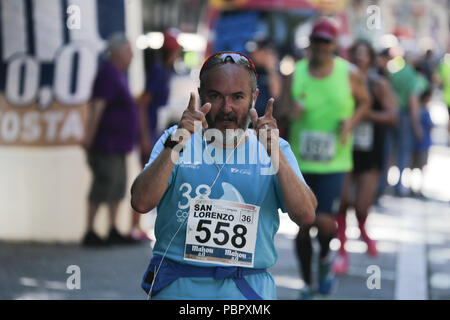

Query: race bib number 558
184,198,260,267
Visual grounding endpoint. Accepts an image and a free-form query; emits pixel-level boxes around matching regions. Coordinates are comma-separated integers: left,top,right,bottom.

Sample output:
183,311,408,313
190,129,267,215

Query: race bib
184,198,260,267
353,122,374,151
300,131,336,162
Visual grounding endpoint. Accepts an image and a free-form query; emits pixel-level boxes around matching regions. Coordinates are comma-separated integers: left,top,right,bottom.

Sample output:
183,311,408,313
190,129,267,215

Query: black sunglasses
310,37,333,44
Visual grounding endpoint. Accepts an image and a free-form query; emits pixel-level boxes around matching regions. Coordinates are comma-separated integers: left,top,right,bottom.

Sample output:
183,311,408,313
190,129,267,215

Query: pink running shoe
359,224,378,257
332,252,349,275
365,237,378,257
130,229,153,242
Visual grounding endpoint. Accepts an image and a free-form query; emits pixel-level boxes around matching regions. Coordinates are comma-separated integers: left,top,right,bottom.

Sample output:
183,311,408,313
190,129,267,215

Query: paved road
1,193,448,300
270,194,450,300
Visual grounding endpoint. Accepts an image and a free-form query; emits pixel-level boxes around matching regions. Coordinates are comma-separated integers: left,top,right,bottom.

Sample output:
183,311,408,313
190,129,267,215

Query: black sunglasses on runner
200,51,258,79
310,36,333,44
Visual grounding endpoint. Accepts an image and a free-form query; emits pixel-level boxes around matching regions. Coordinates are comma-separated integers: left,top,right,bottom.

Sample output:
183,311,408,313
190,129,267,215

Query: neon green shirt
289,57,355,174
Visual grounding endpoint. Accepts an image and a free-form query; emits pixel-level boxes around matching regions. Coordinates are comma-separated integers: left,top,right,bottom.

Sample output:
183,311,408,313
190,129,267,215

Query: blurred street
272,192,450,300
1,0,450,302
1,148,449,300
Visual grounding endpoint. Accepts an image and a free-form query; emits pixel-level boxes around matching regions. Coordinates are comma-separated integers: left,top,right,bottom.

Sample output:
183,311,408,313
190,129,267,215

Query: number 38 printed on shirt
183,192,260,267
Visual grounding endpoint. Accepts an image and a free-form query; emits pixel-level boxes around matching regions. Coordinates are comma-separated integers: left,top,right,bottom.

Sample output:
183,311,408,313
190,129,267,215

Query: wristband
163,134,183,151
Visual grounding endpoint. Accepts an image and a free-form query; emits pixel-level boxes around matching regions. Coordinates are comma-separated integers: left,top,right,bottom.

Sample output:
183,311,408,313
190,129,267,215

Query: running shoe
129,228,153,242
107,227,139,245
360,225,378,257
332,251,349,275
318,259,336,295
364,237,378,257
82,230,107,247
298,285,315,300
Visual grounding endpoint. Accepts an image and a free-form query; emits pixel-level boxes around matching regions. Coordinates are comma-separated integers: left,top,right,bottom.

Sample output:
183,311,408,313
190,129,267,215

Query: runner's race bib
353,122,374,151
184,198,260,267
300,131,336,162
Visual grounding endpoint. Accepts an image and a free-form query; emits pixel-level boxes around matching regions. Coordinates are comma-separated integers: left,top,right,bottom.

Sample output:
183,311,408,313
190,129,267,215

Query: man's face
199,63,258,132
117,43,133,70
309,37,336,63
353,44,371,69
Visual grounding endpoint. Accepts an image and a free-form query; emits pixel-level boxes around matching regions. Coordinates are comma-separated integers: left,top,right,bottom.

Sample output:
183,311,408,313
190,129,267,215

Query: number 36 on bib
184,198,260,267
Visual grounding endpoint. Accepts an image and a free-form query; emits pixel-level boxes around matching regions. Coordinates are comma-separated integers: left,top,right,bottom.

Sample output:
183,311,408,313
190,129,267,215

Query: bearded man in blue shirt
131,52,317,300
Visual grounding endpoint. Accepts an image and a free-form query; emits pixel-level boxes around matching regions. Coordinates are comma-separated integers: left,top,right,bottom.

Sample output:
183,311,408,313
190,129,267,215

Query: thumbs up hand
178,92,211,134
250,98,279,156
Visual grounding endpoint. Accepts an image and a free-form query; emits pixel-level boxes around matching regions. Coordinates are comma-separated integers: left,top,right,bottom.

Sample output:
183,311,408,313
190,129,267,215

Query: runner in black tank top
353,70,386,173
333,40,398,275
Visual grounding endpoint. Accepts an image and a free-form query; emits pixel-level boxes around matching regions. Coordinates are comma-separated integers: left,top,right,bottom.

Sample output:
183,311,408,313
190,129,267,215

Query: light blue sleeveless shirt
144,126,306,299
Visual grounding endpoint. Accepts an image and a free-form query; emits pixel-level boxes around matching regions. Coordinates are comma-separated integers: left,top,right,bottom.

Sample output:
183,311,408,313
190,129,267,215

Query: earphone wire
147,126,249,300
147,212,188,300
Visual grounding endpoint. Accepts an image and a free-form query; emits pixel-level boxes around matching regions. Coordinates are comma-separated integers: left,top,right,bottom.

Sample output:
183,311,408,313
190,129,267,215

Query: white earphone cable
147,129,248,300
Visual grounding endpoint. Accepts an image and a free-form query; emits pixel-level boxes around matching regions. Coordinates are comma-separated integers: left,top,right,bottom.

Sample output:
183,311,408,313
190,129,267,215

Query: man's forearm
349,69,371,128
276,149,317,227
350,96,370,127
131,92,211,213
131,147,179,213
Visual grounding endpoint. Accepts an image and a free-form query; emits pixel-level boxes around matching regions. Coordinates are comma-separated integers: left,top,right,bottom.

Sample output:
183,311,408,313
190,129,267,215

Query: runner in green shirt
289,19,370,299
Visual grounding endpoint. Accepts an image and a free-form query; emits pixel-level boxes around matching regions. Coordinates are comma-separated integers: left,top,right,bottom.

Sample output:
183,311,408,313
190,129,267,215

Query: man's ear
252,89,260,108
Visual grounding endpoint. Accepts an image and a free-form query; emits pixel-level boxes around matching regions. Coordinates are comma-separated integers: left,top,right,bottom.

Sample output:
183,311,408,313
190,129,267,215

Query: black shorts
353,149,383,174
87,151,127,204
353,125,385,174
303,173,346,215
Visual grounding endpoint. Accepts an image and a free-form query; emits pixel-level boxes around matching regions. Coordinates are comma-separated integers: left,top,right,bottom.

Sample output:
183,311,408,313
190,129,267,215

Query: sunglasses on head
200,51,257,79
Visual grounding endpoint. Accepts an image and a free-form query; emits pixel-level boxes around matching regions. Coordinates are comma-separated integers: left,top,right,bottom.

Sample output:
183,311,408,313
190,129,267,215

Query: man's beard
203,101,252,146
204,103,251,131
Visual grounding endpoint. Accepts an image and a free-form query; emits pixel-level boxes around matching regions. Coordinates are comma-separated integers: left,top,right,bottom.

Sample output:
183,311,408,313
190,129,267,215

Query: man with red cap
129,30,182,240
288,18,370,299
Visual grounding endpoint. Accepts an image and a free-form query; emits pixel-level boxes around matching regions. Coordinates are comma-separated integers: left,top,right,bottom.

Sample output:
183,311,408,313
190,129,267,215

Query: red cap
310,19,338,41
162,32,180,51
